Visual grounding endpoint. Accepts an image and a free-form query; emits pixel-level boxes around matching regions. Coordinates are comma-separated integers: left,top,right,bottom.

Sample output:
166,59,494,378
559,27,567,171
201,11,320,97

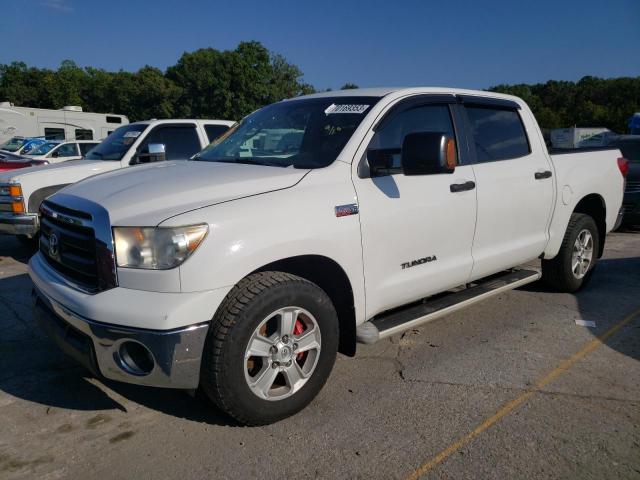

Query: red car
0,159,46,172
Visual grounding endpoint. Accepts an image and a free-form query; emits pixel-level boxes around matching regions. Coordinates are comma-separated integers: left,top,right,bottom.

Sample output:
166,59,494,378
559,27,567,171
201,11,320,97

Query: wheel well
253,255,357,357
574,194,606,257
27,184,69,213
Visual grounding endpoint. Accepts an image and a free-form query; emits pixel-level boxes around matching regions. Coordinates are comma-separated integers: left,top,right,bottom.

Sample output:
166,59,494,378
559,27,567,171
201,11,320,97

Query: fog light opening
118,341,155,376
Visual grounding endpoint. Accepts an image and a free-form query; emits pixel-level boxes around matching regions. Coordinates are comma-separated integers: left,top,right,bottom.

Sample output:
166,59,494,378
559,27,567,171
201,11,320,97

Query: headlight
113,224,208,270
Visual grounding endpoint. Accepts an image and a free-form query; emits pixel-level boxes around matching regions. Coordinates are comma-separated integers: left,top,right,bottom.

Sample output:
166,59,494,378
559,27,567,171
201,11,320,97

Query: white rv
0,102,128,144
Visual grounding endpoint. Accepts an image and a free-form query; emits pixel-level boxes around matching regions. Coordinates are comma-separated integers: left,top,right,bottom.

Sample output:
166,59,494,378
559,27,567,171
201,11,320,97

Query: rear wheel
200,272,339,425
542,213,599,292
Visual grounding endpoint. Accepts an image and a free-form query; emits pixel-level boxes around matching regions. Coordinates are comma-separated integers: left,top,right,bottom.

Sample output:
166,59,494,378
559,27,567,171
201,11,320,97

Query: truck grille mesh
39,200,115,292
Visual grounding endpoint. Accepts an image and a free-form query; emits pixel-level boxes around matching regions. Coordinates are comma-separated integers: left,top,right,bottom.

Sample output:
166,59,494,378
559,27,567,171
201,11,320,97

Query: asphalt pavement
0,231,639,479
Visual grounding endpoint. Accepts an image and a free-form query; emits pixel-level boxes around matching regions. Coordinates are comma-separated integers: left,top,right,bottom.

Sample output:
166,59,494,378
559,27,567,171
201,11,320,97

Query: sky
1,0,639,90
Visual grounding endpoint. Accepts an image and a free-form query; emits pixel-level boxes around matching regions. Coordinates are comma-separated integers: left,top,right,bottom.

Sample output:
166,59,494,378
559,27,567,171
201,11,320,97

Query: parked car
0,136,47,158
0,102,128,145
0,159,45,173
0,119,235,244
25,88,625,425
21,140,100,163
608,135,640,226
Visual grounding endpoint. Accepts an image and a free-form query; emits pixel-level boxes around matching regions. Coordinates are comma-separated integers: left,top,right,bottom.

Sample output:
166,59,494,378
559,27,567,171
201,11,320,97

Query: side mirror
137,143,166,163
401,132,457,175
50,150,59,158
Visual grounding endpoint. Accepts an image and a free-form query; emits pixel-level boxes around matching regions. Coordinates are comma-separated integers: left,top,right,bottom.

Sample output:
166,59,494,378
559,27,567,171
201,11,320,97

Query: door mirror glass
137,143,166,163
401,132,457,175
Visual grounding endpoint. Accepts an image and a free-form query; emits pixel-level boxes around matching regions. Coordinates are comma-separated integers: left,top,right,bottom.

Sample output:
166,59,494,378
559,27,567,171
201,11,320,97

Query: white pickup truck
27,88,626,425
0,119,235,244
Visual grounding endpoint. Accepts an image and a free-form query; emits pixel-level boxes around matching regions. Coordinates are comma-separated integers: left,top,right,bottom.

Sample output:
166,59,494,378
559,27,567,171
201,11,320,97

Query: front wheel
200,272,339,425
542,213,599,292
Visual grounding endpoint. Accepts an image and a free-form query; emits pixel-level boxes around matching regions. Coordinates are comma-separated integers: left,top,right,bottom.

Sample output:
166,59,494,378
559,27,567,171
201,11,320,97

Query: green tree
167,42,313,120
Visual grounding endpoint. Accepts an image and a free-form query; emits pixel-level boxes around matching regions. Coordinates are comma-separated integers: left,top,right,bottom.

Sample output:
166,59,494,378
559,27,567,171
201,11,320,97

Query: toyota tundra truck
0,119,235,245
27,88,626,425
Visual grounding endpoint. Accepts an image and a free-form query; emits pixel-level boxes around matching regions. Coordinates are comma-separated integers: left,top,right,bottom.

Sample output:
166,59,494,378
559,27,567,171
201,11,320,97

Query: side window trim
372,94,457,132
458,98,531,164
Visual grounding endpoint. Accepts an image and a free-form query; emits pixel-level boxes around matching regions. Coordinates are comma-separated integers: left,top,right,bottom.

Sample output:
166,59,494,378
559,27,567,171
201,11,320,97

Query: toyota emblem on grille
49,233,59,258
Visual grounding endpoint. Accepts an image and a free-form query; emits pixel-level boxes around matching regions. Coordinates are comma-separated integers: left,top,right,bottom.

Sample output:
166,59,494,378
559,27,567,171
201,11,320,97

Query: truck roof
292,87,522,103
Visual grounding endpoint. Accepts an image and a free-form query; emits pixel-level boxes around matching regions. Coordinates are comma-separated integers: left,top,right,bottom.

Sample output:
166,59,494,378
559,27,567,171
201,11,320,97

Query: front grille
625,181,640,193
39,200,115,292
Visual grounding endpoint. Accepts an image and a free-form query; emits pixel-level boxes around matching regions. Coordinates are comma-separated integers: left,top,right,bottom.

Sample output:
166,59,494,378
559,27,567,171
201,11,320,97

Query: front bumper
28,252,220,389
32,284,210,389
0,212,39,236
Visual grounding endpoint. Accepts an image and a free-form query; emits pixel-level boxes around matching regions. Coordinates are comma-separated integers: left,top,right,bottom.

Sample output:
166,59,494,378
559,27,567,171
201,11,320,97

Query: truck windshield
195,96,380,168
0,137,27,152
84,124,148,161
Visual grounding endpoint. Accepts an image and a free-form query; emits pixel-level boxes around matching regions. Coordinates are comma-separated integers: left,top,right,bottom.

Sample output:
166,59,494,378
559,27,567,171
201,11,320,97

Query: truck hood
0,159,120,184
57,161,310,226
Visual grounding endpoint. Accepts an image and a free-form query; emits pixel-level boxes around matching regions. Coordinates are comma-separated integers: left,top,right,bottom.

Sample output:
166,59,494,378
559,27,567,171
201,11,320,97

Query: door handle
535,170,553,180
450,181,476,193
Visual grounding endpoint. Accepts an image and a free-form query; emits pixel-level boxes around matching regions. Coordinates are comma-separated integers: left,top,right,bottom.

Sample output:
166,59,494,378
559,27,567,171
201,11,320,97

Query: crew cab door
353,96,477,318
460,96,554,279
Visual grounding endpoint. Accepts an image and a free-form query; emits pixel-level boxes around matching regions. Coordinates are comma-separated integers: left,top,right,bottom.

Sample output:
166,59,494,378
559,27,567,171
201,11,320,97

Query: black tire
542,213,599,293
16,234,39,251
200,271,339,426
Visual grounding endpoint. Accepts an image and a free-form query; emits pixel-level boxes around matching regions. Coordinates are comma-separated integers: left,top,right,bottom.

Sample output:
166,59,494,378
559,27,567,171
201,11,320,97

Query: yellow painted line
406,306,640,480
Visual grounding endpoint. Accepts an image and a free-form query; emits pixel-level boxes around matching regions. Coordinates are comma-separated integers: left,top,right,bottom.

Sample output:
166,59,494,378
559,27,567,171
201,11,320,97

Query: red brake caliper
294,320,305,360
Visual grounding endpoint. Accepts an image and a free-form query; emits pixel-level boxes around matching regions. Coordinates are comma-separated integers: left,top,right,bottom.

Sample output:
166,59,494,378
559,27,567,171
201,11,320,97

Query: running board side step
356,269,541,344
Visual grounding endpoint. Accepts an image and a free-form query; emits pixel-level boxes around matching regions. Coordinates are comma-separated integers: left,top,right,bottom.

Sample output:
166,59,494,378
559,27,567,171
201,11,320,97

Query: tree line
489,76,640,134
1,41,638,133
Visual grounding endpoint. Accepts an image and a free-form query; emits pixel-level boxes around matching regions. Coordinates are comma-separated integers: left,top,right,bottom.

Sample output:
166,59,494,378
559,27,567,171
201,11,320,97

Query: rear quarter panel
544,149,624,258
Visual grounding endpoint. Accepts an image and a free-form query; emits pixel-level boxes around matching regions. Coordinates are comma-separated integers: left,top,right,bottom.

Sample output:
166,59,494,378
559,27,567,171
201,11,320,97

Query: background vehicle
20,139,100,163
0,102,128,145
550,127,615,149
630,113,640,135
27,88,625,426
0,136,47,158
0,159,45,173
608,135,640,226
0,119,235,242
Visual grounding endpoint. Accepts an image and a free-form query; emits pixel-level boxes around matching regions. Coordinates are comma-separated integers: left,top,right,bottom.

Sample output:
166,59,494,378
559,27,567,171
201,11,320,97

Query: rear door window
465,106,530,162
204,124,231,143
141,125,201,161
79,143,98,156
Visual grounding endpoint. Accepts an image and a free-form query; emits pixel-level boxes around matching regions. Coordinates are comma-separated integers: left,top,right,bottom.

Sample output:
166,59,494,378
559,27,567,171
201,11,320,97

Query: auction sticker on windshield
324,104,370,115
